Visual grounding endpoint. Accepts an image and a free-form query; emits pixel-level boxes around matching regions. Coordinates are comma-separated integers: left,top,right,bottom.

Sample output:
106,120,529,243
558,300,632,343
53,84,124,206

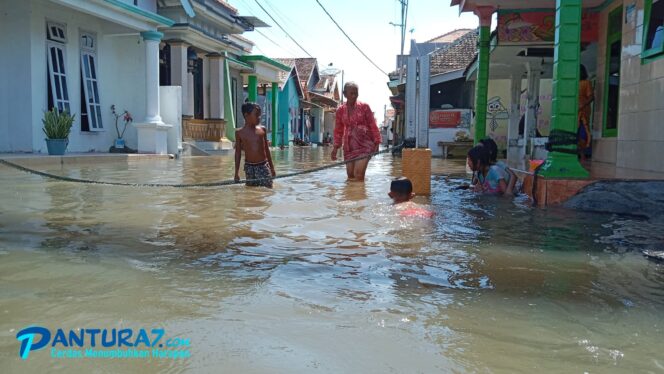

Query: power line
235,0,301,56
254,0,312,57
255,29,298,56
314,0,388,76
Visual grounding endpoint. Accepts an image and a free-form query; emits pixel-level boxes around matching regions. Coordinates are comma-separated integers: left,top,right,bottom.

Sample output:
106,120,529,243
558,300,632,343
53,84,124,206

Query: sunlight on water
1,147,663,373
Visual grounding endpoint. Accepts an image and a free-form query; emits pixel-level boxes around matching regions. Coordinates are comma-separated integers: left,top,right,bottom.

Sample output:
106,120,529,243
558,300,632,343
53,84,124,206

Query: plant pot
45,138,68,155
114,138,125,149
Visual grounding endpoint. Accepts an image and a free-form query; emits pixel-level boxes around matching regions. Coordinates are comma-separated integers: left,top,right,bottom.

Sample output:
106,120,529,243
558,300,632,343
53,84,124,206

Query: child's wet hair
241,102,260,116
467,144,491,168
479,137,498,163
391,177,413,195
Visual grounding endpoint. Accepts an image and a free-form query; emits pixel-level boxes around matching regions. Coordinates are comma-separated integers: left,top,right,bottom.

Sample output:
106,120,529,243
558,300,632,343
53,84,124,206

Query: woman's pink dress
333,101,381,160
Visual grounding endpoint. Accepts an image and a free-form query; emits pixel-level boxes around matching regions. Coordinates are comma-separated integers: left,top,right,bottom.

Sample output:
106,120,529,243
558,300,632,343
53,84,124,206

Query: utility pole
390,0,408,83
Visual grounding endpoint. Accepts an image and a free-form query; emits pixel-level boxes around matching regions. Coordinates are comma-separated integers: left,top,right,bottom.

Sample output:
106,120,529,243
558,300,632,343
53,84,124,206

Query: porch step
182,142,210,156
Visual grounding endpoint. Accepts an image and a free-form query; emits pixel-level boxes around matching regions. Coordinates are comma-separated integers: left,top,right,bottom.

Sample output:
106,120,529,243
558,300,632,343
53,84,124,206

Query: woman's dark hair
479,137,498,163
467,144,490,170
580,64,588,80
390,177,413,195
242,102,259,116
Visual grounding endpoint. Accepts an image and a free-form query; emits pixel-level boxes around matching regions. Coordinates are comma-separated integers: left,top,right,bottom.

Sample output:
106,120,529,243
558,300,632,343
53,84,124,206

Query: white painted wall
0,0,33,152
5,0,148,153
118,0,157,13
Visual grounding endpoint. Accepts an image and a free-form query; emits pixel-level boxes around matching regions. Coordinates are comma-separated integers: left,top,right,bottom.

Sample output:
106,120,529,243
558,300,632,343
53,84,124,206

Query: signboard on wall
497,11,599,44
429,110,462,128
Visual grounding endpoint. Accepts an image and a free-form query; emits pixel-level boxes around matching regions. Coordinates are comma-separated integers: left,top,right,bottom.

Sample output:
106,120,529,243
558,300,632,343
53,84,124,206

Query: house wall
310,107,324,143
594,0,664,171
0,0,33,151
483,78,553,153
119,0,157,13
4,0,148,153
276,77,300,147
323,111,335,141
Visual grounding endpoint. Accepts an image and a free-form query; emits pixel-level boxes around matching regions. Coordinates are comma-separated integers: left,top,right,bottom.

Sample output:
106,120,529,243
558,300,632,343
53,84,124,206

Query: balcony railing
182,118,226,141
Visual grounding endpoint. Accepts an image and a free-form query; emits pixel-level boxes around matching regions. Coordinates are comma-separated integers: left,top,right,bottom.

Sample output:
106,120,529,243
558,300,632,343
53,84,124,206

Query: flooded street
1,148,663,373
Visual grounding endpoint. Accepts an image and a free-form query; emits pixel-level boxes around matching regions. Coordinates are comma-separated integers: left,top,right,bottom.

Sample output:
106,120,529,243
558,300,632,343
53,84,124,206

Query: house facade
450,0,664,175
0,0,173,153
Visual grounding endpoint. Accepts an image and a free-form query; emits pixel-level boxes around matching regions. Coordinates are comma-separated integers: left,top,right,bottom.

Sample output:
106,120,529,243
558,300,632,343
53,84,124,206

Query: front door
603,6,623,137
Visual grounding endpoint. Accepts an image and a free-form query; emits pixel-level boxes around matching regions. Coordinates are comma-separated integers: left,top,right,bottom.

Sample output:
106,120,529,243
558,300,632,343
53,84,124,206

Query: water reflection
1,149,664,373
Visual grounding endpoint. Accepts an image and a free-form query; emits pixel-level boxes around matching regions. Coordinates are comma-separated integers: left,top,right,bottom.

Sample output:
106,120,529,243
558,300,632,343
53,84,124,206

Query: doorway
603,6,622,137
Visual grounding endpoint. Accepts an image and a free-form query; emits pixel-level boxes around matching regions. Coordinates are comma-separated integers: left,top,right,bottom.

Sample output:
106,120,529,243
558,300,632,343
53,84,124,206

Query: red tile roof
429,29,478,75
426,29,474,43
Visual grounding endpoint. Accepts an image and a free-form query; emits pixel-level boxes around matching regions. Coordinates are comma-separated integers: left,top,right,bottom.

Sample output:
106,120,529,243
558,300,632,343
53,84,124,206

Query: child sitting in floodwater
479,137,517,194
389,177,434,218
234,102,276,188
466,144,511,195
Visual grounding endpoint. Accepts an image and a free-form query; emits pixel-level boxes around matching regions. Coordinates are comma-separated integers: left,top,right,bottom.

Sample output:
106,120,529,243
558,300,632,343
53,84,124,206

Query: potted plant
111,105,132,149
43,108,75,155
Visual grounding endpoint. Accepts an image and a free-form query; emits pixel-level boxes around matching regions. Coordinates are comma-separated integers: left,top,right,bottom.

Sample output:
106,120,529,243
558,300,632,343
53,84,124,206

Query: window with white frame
79,31,102,131
46,22,70,113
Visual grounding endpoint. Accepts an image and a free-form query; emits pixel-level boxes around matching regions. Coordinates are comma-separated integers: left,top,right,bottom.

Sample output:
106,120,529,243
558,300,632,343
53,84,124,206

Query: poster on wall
497,11,599,44
429,110,468,128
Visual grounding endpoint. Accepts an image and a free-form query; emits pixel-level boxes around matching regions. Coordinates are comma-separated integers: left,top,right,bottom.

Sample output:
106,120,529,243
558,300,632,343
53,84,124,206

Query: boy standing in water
234,102,276,188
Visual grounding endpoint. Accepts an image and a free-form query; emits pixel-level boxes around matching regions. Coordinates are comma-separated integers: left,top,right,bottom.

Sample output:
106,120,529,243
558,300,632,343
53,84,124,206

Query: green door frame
602,5,623,138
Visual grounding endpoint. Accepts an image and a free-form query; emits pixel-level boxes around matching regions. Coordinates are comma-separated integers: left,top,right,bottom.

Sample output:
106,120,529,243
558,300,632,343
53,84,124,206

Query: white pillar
417,54,430,148
522,63,541,163
202,55,209,118
207,53,224,119
507,74,522,167
169,42,190,117
187,71,195,117
143,32,163,125
136,31,172,154
405,56,417,141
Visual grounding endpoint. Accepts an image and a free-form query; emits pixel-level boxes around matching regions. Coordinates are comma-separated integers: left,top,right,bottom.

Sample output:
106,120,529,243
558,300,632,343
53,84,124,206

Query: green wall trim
248,75,258,103
223,59,236,141
496,0,614,14
225,54,253,70
102,0,175,26
271,82,279,145
538,0,589,179
239,55,291,72
641,0,664,61
602,5,622,138
473,25,491,144
140,30,163,41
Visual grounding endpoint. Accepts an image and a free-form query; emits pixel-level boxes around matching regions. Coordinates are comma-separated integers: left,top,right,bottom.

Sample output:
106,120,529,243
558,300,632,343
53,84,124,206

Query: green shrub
42,108,75,139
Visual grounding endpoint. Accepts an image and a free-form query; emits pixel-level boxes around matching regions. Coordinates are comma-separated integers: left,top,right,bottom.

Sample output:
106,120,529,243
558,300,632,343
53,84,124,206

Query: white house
0,0,176,154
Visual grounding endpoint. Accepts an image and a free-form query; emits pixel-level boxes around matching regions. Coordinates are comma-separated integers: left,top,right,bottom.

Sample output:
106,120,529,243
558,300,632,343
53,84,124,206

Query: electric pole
397,0,408,83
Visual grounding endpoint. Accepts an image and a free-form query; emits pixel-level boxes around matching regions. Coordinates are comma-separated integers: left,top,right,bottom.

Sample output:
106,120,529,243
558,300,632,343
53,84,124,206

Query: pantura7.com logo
16,326,191,360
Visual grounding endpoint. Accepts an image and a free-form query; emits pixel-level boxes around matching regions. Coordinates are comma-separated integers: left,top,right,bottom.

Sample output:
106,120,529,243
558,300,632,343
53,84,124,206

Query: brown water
1,147,663,373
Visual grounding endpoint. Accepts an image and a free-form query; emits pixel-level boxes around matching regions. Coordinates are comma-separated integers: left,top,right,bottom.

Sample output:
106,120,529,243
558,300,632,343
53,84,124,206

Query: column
539,0,588,178
248,75,258,102
207,53,224,119
527,65,541,158
271,82,278,146
142,31,163,125
223,58,236,141
136,31,171,154
507,74,522,167
169,42,190,117
473,6,494,144
522,63,541,163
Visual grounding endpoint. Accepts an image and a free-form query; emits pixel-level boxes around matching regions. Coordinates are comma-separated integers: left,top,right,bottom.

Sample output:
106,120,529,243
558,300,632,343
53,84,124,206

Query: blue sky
231,0,477,123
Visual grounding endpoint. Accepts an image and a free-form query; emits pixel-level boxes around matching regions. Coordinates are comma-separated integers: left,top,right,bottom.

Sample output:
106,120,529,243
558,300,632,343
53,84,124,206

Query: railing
182,118,226,141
